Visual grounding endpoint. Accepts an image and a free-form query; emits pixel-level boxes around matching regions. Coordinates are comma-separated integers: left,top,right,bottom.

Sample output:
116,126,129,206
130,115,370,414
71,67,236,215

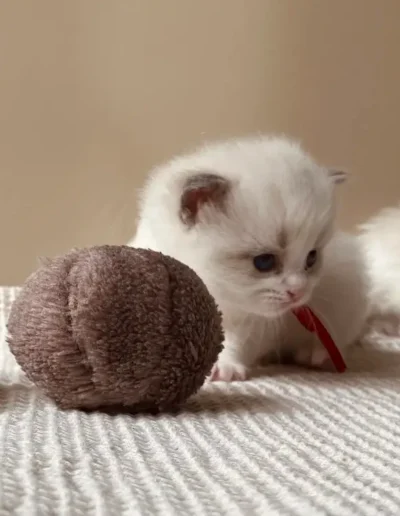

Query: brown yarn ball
7,246,224,412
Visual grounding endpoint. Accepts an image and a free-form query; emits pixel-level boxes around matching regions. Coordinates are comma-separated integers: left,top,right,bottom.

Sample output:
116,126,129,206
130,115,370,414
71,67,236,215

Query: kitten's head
148,136,346,317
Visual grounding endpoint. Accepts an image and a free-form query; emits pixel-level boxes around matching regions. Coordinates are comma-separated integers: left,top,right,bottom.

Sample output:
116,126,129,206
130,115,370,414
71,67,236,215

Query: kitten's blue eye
253,253,277,272
305,249,317,269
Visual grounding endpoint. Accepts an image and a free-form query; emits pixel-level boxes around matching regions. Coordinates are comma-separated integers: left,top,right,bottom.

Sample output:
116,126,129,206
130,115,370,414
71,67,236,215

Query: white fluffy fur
359,204,400,334
130,136,368,381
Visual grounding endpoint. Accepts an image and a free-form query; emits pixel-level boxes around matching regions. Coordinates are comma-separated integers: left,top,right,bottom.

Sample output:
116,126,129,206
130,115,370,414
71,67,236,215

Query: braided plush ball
7,246,223,412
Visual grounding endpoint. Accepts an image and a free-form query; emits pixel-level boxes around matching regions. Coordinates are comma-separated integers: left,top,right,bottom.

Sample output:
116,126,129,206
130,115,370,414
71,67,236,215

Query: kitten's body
210,231,368,379
131,136,368,380
359,204,400,335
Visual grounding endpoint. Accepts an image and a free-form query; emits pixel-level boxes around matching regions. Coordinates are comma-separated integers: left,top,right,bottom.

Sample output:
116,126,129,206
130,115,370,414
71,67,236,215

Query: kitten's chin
248,297,311,318
245,303,293,318
217,288,312,318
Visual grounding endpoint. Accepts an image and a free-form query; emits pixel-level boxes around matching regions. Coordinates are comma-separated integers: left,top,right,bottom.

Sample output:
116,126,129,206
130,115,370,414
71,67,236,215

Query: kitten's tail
358,202,400,336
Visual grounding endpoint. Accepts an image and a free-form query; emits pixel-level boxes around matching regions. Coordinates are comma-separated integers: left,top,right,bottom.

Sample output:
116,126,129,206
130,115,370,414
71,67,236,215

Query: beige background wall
0,0,399,284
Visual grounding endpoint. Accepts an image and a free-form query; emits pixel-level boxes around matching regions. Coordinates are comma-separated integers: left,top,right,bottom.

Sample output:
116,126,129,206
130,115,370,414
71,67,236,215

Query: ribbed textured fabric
1,287,400,516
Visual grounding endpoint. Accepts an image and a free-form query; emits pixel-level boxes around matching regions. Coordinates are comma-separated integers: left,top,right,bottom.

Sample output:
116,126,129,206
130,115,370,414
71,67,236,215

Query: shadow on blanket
1,343,399,417
255,344,400,382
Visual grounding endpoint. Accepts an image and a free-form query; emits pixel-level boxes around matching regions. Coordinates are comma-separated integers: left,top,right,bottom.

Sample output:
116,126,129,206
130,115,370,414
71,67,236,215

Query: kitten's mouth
280,295,308,309
261,301,303,317
241,292,310,317
264,297,310,317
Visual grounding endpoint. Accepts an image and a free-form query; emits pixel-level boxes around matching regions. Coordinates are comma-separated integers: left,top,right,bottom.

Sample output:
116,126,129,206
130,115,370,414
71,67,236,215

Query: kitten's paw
293,347,312,367
368,315,400,337
294,345,334,371
209,362,249,382
311,346,335,371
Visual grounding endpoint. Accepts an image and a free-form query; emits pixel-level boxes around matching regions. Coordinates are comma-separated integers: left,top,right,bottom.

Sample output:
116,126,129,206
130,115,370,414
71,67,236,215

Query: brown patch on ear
180,173,230,226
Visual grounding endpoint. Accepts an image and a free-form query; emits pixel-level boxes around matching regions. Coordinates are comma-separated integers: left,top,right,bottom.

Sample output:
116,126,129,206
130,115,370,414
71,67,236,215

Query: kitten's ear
180,173,230,226
328,168,348,185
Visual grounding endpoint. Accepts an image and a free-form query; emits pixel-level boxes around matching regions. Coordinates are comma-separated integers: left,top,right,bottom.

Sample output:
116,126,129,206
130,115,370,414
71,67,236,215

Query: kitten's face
205,218,332,317
178,138,343,317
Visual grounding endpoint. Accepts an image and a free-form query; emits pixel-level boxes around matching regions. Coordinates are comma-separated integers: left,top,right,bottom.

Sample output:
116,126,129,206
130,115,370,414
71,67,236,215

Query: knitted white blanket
1,287,400,516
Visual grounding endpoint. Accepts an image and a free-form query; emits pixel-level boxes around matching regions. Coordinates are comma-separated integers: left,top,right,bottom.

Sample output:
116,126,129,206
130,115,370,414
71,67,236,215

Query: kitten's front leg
210,342,249,382
209,330,262,382
288,313,336,371
294,342,333,371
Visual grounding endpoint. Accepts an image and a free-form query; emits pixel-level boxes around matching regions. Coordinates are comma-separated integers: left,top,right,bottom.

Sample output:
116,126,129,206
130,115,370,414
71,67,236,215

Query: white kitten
130,136,368,381
358,204,400,335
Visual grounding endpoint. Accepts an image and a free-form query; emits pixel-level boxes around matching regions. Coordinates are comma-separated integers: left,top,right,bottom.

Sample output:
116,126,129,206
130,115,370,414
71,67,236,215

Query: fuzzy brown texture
7,246,224,412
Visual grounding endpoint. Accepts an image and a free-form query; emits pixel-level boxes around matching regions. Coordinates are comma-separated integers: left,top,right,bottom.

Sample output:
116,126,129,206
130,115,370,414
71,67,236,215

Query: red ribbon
292,306,346,373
